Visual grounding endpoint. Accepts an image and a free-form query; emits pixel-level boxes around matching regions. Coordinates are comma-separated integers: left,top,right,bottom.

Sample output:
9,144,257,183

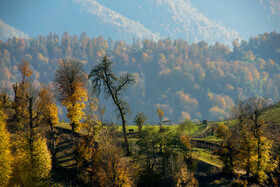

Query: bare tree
89,56,134,155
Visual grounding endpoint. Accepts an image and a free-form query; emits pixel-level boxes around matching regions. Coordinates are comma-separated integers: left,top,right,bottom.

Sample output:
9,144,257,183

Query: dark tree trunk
118,104,130,156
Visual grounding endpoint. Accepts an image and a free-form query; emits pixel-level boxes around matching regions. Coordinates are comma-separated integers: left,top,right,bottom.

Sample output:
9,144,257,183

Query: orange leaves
180,135,191,150
37,87,59,126
17,60,33,82
159,68,171,75
180,111,191,121
97,160,133,187
177,91,198,106
89,130,134,187
96,51,103,58
37,53,48,64
226,84,234,91
157,107,164,119
207,92,235,119
209,107,227,120
141,52,149,59
207,92,233,110
176,165,198,187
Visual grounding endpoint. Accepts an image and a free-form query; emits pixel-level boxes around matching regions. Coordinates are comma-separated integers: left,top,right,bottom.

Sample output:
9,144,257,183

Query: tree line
0,32,280,122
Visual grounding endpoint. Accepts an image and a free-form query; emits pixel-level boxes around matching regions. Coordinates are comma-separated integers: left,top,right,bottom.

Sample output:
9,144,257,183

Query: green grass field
192,147,222,168
261,101,280,125
120,123,207,135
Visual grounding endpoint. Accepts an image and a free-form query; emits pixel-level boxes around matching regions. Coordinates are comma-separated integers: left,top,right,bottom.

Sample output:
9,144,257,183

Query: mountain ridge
0,0,279,44
0,20,29,41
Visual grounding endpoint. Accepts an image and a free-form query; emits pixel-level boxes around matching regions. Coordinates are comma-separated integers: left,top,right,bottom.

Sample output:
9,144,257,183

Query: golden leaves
18,59,33,80
157,107,164,118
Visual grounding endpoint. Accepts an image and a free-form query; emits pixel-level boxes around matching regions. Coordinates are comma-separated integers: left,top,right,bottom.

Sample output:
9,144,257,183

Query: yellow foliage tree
84,96,101,135
250,136,274,182
54,59,88,132
14,133,52,186
12,60,33,128
17,59,32,84
176,165,198,187
11,60,52,185
62,86,87,132
157,107,164,128
88,128,134,186
37,87,59,127
0,107,12,186
37,85,59,153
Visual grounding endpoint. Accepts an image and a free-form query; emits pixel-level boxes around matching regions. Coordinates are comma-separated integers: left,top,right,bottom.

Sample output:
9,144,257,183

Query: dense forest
0,31,280,186
0,31,280,123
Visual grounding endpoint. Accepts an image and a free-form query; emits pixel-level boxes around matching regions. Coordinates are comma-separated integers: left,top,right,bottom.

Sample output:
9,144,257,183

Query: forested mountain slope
0,32,280,123
0,20,29,41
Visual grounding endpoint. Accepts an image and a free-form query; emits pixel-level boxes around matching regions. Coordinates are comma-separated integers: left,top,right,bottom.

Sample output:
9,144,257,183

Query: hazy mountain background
0,20,29,41
0,0,279,45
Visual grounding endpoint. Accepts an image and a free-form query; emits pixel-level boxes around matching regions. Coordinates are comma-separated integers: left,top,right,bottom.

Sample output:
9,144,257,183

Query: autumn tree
0,88,13,119
157,107,164,128
14,133,52,185
216,124,235,174
0,104,12,186
12,60,40,133
17,59,32,84
179,134,196,172
89,56,134,155
73,94,101,169
84,94,101,136
0,88,10,107
231,100,253,175
12,60,33,130
231,97,276,182
36,85,59,154
134,112,147,133
54,59,88,132
84,127,134,186
175,165,198,187
244,96,275,182
12,60,52,185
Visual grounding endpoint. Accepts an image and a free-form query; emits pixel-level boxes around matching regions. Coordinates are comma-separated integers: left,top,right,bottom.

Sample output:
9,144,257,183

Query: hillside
0,32,280,123
0,20,29,41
